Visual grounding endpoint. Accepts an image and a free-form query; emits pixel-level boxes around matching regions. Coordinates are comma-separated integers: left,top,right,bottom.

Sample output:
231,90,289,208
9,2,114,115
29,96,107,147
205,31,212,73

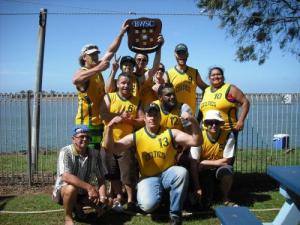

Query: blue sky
0,0,299,93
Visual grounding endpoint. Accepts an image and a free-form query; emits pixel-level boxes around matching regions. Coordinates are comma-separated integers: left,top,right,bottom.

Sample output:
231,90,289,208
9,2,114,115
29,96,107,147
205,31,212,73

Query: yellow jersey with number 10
200,83,238,131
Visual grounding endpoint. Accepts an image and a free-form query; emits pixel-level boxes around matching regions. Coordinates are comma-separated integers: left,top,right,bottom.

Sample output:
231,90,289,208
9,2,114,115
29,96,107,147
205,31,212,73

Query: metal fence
0,92,299,185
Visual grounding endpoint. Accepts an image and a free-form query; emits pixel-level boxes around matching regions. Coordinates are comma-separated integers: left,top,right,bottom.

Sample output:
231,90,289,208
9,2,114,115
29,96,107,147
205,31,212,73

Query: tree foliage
196,0,300,64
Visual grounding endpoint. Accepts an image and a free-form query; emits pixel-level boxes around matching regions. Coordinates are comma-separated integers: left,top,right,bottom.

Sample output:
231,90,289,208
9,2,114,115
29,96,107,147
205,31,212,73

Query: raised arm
172,113,202,147
230,85,250,131
73,60,109,87
101,23,128,62
144,35,164,81
105,55,120,93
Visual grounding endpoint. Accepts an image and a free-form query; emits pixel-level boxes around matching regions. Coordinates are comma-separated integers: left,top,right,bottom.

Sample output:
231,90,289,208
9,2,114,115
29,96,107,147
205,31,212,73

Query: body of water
0,93,299,153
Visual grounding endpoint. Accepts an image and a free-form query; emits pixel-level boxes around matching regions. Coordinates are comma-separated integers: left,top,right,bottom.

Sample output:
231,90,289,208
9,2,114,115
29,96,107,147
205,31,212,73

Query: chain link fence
0,92,299,185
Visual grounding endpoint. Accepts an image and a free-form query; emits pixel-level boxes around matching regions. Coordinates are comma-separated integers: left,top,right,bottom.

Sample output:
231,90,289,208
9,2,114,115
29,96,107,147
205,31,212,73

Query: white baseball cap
203,110,224,122
80,44,100,55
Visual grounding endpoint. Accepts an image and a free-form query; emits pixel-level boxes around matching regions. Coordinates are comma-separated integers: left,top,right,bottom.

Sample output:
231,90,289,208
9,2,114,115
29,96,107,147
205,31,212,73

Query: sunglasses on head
204,120,222,126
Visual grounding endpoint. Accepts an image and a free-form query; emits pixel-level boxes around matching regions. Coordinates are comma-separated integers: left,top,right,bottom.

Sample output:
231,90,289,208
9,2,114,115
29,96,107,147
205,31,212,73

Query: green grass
1,149,299,178
0,190,285,225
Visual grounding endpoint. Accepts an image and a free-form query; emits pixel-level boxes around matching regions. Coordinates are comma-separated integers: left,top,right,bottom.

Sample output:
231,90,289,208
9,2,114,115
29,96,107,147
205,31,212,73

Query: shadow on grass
230,172,279,207
0,195,16,211
75,210,134,225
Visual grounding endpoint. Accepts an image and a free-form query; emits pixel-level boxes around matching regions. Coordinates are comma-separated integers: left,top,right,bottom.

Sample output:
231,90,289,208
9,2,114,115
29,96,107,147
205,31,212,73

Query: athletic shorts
100,147,138,186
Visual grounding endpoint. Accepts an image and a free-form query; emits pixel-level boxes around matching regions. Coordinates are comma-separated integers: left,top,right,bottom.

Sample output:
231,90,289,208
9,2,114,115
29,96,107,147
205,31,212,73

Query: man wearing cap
100,72,144,211
103,103,202,225
73,23,128,150
106,35,164,107
166,43,208,115
190,109,237,209
52,125,109,225
105,55,139,95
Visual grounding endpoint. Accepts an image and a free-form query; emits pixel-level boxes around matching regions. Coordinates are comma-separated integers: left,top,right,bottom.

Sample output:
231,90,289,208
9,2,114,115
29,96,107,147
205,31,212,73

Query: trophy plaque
125,17,162,53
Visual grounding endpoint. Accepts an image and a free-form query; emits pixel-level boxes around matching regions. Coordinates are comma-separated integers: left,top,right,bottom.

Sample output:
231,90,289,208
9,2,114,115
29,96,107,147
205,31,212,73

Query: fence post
27,91,32,186
31,8,47,173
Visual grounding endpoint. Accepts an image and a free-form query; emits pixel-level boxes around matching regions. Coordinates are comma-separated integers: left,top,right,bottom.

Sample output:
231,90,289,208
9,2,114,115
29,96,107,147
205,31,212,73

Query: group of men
52,23,239,225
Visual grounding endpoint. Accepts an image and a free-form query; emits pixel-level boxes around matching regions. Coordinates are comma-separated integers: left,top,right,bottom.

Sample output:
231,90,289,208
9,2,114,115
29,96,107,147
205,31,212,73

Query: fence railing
0,92,299,184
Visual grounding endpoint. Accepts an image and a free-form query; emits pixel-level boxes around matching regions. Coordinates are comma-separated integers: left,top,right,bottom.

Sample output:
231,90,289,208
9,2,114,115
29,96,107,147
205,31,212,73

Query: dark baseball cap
175,43,188,53
144,103,160,114
120,56,136,67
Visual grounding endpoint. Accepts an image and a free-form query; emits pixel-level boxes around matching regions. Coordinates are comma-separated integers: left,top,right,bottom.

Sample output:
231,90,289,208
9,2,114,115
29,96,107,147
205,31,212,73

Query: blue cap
72,125,89,137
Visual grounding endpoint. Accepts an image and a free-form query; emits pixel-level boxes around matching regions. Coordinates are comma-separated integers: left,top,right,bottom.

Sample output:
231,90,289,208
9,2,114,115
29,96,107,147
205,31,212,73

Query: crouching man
190,110,237,208
103,103,202,225
52,125,109,225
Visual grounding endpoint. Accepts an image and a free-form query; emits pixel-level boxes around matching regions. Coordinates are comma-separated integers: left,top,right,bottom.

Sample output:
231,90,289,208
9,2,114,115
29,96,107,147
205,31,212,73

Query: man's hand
111,54,120,73
234,120,244,131
87,185,100,205
120,111,134,123
120,23,129,35
107,115,123,127
157,34,164,47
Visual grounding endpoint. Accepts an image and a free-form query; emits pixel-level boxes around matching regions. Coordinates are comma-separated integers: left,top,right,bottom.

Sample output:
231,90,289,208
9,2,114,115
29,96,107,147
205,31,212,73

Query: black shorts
100,147,138,186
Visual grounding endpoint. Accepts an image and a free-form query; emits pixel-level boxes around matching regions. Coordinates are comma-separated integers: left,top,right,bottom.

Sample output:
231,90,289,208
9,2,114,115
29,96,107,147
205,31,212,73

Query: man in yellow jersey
103,103,202,225
100,73,144,212
106,35,164,107
153,82,194,165
106,55,140,96
190,110,237,209
166,43,208,114
153,82,193,130
73,23,128,150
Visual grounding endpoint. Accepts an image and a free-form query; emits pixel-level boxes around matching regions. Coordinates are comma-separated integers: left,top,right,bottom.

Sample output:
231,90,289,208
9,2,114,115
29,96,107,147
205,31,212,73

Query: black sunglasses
204,120,222,126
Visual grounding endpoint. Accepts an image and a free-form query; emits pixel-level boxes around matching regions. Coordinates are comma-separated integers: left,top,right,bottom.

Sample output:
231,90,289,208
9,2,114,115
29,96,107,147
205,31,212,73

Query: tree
196,0,300,64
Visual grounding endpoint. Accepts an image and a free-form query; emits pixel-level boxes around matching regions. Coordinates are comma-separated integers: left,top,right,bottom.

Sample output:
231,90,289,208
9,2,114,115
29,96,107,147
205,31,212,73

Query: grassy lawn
0,189,284,225
0,172,285,225
0,150,296,224
1,149,299,179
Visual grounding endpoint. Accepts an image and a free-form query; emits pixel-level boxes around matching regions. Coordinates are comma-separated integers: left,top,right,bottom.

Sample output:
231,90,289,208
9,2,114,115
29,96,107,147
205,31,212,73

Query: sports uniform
75,68,105,149
134,127,178,177
153,100,184,130
134,126,188,220
199,128,235,206
200,83,238,131
167,66,198,114
102,92,140,186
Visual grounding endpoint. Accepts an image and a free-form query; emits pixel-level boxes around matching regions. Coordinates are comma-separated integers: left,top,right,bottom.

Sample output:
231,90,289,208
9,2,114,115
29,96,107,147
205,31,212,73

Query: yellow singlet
140,78,157,107
134,127,178,177
75,68,105,126
200,129,231,160
153,100,183,130
200,83,238,131
104,92,140,143
167,66,198,114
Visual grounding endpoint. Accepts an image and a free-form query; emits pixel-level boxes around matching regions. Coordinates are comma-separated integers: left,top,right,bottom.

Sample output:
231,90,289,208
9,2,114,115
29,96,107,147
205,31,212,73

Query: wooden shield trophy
125,17,162,53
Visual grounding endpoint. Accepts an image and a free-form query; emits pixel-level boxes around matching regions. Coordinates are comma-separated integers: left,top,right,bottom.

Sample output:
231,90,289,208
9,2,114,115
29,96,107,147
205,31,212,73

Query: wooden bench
215,206,263,225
